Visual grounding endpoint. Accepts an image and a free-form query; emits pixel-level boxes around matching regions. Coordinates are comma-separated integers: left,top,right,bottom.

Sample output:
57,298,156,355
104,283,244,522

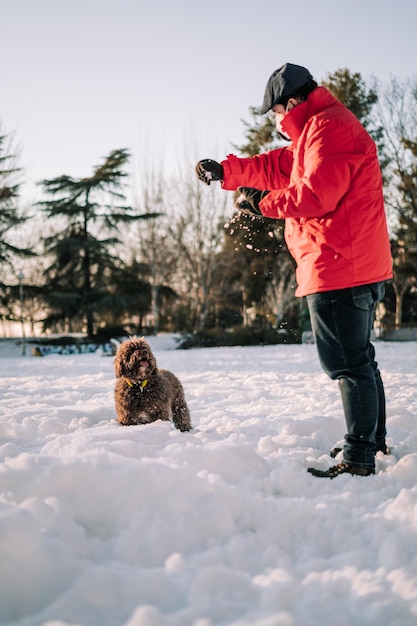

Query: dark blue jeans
306,282,386,468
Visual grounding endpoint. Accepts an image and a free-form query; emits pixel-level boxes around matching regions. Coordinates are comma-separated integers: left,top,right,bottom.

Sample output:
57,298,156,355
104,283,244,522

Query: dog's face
114,338,157,381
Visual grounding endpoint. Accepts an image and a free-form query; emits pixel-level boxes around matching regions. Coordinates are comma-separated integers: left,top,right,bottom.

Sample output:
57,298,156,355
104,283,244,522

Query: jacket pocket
303,218,352,263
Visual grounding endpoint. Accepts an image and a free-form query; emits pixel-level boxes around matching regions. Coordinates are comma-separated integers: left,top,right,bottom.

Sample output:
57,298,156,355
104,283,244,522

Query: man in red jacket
196,63,393,479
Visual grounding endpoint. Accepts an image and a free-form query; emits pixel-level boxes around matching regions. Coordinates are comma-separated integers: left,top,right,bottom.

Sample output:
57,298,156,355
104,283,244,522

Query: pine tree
0,126,37,334
38,149,158,336
0,128,29,267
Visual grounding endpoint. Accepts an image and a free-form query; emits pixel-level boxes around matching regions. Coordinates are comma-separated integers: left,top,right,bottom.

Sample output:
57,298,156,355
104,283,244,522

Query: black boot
308,461,375,479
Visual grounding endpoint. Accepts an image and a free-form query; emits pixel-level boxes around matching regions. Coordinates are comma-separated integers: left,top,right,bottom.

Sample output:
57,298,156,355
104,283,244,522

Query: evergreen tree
0,125,36,333
0,127,30,267
38,149,158,336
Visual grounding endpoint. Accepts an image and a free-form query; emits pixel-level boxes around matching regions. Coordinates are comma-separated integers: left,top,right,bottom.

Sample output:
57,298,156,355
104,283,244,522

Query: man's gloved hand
195,159,224,185
235,187,270,216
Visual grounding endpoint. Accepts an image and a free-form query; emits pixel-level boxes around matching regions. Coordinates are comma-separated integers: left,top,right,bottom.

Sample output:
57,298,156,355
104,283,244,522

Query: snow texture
0,336,416,626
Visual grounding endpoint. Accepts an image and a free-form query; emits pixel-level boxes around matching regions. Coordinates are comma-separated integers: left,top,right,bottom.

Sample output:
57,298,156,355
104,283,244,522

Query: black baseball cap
260,63,313,114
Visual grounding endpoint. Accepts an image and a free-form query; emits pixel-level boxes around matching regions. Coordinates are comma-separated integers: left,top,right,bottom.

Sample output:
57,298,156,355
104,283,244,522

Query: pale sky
2,0,417,204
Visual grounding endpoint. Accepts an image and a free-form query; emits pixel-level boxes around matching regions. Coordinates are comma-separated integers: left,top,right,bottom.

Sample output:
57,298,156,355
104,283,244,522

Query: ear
286,98,299,112
114,347,125,377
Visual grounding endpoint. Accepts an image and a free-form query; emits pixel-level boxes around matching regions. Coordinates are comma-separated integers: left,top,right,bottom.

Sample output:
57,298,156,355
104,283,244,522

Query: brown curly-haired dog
114,337,191,431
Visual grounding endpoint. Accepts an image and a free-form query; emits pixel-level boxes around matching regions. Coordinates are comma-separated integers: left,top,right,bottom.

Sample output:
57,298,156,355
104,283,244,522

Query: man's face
272,99,297,128
272,99,298,137
272,103,286,126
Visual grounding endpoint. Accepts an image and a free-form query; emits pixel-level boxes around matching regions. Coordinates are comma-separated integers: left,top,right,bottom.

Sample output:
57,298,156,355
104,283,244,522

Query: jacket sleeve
259,118,370,219
221,147,293,191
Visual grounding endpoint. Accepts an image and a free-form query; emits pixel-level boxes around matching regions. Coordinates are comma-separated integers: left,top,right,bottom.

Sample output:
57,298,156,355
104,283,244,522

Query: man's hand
195,159,224,185
235,187,270,216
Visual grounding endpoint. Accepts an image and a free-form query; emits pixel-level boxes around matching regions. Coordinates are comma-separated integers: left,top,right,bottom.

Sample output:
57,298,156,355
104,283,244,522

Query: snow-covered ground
0,336,416,626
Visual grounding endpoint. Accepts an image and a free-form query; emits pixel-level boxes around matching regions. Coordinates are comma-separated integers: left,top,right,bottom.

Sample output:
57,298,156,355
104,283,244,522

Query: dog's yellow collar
125,378,148,391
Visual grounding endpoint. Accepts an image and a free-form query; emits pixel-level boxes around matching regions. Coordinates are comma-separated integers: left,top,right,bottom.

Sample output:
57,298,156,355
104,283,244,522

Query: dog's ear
114,346,126,378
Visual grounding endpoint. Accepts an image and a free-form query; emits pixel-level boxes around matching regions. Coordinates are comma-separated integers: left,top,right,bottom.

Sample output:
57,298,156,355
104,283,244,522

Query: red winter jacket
221,86,393,297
